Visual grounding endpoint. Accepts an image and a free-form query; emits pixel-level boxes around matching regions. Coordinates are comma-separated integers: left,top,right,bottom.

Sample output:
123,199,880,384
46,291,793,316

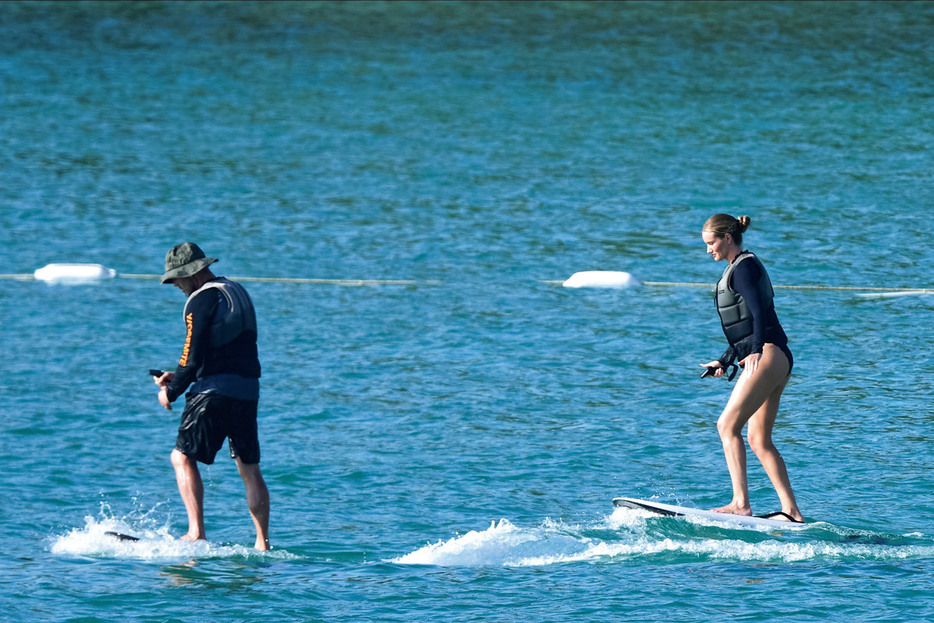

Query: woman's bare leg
712,344,792,516
746,363,802,521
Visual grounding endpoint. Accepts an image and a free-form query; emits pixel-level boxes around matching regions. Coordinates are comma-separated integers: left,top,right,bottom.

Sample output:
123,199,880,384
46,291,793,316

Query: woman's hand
740,352,761,376
701,361,725,377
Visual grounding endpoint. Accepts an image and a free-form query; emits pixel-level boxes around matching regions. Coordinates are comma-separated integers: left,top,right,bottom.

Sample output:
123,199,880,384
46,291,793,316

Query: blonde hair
703,213,750,246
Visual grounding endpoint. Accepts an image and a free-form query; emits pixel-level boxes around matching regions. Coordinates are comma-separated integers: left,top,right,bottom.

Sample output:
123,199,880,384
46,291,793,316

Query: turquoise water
3,1,934,620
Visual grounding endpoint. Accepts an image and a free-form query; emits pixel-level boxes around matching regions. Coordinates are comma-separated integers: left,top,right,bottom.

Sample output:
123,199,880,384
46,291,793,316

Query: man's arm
164,290,219,403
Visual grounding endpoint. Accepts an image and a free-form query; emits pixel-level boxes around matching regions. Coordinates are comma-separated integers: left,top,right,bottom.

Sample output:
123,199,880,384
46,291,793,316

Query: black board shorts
175,392,261,465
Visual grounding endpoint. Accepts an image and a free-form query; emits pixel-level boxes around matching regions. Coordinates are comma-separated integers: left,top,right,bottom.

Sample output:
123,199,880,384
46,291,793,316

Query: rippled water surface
2,2,933,621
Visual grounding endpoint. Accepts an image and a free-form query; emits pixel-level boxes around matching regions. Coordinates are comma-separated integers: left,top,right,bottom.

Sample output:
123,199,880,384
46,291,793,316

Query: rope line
2,272,930,293
547,279,931,293
641,281,933,293
120,274,419,286
2,272,417,286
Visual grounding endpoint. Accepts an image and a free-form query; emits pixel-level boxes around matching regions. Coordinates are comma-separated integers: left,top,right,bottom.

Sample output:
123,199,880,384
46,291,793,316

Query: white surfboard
613,497,807,530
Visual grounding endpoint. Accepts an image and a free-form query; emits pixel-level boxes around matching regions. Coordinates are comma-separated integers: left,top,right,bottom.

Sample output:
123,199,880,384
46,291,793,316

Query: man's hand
158,386,173,410
154,371,175,387
155,372,175,410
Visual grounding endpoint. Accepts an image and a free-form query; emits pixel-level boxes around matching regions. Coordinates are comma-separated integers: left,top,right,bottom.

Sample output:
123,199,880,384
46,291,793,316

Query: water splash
392,518,594,566
391,507,934,567
50,502,298,561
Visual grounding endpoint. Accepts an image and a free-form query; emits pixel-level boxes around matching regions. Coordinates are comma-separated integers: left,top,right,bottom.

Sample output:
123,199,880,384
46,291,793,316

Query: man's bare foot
255,539,271,551
711,503,753,516
179,533,206,542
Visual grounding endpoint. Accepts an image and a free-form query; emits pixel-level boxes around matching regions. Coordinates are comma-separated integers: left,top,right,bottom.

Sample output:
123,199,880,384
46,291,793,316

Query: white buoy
562,271,641,289
34,263,117,285
856,290,932,299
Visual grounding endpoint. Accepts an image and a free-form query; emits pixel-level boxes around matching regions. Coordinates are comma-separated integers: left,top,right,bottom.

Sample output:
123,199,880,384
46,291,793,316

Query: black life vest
183,277,257,347
715,251,776,346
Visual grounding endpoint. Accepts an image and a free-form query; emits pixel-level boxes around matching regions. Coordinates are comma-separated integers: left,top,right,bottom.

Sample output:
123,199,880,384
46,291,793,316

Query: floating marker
562,271,641,289
34,263,117,285
855,290,932,299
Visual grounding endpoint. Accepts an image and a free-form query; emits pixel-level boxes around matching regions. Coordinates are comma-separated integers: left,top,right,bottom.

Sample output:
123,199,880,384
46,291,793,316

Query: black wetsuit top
718,256,793,371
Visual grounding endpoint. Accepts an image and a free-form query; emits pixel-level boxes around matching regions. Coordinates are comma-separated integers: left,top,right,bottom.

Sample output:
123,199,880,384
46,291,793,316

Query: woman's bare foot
711,502,753,516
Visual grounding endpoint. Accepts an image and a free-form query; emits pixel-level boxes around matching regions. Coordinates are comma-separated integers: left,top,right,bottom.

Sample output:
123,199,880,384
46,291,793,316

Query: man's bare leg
236,458,270,550
171,449,206,541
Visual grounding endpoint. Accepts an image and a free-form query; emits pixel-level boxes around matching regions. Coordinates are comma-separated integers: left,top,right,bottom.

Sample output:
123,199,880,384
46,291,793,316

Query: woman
700,214,803,523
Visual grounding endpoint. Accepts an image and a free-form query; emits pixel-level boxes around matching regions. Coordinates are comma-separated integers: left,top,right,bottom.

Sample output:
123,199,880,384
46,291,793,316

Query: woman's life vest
715,251,777,347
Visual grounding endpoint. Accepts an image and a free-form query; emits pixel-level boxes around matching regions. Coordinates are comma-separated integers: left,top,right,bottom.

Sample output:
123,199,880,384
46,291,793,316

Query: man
154,242,271,550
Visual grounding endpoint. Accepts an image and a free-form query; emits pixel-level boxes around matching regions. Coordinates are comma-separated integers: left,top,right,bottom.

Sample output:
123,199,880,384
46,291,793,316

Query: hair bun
736,215,751,232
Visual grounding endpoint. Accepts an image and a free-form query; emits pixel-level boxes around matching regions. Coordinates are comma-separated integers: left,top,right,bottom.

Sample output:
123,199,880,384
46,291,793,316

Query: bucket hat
161,242,218,284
